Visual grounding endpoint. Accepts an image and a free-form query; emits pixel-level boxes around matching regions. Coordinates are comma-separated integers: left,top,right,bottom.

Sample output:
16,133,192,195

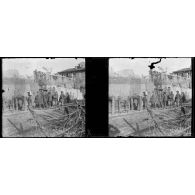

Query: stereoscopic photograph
2,58,85,137
109,58,192,137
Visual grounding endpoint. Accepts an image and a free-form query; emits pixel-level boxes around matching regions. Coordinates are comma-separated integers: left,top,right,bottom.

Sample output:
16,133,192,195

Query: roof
58,67,85,74
57,62,85,74
172,67,191,74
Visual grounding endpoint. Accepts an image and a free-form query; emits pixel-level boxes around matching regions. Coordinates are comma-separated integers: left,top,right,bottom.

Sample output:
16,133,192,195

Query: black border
0,58,2,138
85,58,108,137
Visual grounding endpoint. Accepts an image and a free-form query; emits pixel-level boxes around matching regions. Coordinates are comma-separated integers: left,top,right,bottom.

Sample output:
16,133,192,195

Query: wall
109,77,155,98
48,85,84,100
74,71,85,90
34,71,74,88
109,73,192,99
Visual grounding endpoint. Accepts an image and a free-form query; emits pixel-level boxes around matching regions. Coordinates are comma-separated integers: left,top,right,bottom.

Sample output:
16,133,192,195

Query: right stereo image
109,58,192,137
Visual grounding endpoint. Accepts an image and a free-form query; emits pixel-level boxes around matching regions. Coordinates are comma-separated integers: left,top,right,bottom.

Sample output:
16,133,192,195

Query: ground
109,106,191,137
3,105,85,137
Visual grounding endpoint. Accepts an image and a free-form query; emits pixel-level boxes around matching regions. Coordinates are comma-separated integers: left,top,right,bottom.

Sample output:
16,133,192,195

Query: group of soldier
3,89,73,111
33,90,71,108
3,94,25,111
142,87,187,109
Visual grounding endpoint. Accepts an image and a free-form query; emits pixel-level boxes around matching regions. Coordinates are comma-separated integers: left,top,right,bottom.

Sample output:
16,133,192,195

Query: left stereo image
2,58,85,137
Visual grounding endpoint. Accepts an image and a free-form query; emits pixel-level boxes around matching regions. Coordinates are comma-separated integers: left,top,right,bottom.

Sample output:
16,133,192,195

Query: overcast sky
109,58,191,76
3,58,85,77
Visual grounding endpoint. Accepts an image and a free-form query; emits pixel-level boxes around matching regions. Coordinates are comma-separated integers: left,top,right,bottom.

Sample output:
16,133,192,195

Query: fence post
15,98,18,111
138,96,142,111
127,97,129,112
139,96,143,110
11,98,14,110
24,97,27,111
118,97,121,113
128,96,131,111
130,97,134,110
112,96,115,115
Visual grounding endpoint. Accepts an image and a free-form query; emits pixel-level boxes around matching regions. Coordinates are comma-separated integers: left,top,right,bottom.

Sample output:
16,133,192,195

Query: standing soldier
13,96,17,110
175,91,181,107
66,92,70,103
150,91,155,108
8,98,12,110
154,89,160,109
180,92,186,105
170,91,174,107
59,91,65,106
48,91,53,107
51,90,55,106
18,95,23,110
27,92,32,108
133,97,138,110
142,92,148,110
34,91,39,108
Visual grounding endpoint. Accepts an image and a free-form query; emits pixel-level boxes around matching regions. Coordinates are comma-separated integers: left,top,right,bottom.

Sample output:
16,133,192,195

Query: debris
27,102,85,137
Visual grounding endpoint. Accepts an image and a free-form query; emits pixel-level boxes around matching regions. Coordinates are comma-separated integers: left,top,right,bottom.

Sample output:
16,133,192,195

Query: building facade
171,67,192,78
57,62,85,94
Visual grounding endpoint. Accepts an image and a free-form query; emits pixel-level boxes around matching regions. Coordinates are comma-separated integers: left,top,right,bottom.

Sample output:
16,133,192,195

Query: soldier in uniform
66,92,70,103
48,91,53,107
8,98,12,110
59,91,65,106
34,92,39,108
175,91,181,107
170,91,174,107
150,91,155,108
180,92,186,105
27,92,32,108
133,97,138,110
142,92,148,110
153,89,159,109
18,95,23,110
52,91,58,106
51,90,55,106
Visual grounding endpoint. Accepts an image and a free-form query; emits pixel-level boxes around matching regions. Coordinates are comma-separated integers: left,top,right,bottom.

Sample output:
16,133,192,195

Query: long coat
38,93,44,105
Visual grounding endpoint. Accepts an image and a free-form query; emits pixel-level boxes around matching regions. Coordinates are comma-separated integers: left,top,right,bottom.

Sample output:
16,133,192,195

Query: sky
109,58,191,76
3,58,85,77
